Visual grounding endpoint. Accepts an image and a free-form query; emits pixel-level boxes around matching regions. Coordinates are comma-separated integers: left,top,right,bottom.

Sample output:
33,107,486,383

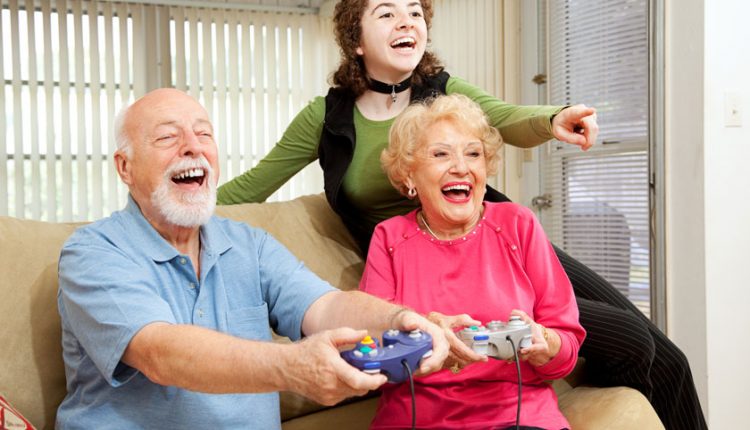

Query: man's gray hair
113,104,132,158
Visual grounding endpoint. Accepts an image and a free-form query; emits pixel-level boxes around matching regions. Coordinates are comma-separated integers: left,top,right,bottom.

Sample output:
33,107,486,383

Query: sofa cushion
558,386,664,429
0,217,82,429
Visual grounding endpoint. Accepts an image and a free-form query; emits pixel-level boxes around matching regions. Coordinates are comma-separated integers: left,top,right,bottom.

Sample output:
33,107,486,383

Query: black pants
481,187,706,429
554,245,707,430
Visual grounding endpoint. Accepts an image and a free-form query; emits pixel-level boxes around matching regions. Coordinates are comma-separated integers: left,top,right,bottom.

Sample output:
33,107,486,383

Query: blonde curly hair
381,94,503,196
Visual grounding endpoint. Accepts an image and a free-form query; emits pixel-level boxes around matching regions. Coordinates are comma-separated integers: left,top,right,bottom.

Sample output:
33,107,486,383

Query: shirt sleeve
58,231,178,387
446,76,565,148
255,230,336,340
358,223,397,302
216,96,326,205
513,205,586,380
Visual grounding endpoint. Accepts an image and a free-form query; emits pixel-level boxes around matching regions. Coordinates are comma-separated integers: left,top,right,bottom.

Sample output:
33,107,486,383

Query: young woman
217,1,706,428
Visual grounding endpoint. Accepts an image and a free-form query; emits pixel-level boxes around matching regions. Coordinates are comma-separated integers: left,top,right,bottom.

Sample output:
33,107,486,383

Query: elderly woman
360,94,586,430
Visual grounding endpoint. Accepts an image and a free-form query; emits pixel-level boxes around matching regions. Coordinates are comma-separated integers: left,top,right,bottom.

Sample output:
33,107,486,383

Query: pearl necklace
418,211,441,240
418,208,484,241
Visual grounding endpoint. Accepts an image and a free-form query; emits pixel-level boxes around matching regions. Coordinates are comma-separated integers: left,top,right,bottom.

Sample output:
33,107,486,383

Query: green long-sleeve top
217,76,563,230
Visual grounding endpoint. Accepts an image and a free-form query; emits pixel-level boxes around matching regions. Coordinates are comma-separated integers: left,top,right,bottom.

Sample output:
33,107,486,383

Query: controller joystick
341,329,433,383
459,316,533,360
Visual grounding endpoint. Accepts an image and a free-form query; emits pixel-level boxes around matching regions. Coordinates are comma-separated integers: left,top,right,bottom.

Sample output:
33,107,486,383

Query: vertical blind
543,0,651,314
0,0,333,222
431,0,503,98
167,4,332,202
1,0,133,222
2,0,507,222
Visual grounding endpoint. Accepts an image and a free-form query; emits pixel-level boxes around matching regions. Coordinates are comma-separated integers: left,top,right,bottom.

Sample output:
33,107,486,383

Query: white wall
701,0,750,425
664,0,708,413
667,0,750,426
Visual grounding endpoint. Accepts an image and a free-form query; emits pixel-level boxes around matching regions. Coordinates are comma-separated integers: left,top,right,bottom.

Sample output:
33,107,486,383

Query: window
1,0,330,222
540,0,652,315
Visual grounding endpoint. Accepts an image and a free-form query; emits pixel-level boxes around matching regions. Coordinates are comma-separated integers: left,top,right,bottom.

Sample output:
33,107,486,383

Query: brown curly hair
331,0,444,96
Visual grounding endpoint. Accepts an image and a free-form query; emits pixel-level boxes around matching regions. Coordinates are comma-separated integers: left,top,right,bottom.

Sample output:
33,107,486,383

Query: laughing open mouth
171,168,206,186
442,183,472,200
390,36,416,50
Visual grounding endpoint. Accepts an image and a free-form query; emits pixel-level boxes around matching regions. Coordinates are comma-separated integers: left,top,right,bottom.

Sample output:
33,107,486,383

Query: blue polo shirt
56,196,334,429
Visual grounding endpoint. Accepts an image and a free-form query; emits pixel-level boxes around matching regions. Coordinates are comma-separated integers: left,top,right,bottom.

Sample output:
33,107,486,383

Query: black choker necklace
369,75,412,103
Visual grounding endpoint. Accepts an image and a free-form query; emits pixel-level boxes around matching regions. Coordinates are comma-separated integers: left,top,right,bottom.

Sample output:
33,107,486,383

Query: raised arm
216,97,326,205
447,76,597,149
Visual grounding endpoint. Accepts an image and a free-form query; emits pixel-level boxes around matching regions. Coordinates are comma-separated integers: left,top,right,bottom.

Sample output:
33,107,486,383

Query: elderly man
56,88,449,428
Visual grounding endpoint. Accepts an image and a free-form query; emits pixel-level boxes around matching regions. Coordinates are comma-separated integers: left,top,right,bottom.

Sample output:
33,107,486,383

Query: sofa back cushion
215,194,364,292
0,194,364,429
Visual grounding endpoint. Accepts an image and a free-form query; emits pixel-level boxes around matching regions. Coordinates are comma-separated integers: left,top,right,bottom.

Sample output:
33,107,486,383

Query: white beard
151,156,216,227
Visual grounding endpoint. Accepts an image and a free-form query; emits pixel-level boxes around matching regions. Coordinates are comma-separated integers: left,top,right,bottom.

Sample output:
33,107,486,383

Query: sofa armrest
559,386,664,430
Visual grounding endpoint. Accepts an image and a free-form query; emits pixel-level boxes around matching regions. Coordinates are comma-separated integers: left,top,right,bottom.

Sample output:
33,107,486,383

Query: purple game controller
341,329,433,383
459,316,533,360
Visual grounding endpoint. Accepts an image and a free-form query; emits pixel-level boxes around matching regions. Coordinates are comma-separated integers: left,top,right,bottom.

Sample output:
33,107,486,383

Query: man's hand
390,309,450,376
427,311,488,372
551,104,599,151
285,328,387,406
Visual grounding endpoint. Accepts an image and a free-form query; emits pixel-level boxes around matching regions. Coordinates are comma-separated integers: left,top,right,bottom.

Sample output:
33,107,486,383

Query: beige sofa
0,194,664,429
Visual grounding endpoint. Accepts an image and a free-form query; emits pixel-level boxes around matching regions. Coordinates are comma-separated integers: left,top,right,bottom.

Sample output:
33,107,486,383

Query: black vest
317,71,509,253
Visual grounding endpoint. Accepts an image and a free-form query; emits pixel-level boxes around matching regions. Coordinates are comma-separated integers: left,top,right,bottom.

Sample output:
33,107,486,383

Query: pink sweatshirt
360,202,585,430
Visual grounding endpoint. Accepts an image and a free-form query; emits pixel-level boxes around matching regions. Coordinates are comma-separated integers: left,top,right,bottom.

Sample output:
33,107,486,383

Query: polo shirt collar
123,195,232,263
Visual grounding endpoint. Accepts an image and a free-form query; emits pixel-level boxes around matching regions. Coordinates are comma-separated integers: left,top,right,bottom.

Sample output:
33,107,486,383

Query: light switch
725,92,742,127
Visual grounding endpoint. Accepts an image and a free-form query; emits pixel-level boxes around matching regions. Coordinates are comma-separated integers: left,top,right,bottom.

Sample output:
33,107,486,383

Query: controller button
388,345,395,349
473,334,490,341
520,335,533,348
422,350,433,359
364,362,381,370
353,350,364,358
409,329,422,338
360,346,373,354
361,336,375,345
387,329,400,336
469,325,479,331
368,349,378,357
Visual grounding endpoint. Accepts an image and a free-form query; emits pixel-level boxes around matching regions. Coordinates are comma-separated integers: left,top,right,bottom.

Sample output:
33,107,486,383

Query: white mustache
165,156,213,181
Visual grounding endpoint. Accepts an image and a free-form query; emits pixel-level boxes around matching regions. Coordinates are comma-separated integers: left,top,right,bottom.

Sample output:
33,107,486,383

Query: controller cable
507,336,522,430
401,359,417,430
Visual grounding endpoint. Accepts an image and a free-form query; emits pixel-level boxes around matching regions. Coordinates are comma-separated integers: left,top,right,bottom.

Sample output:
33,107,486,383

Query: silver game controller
459,316,533,360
